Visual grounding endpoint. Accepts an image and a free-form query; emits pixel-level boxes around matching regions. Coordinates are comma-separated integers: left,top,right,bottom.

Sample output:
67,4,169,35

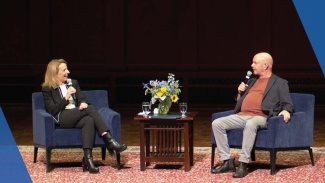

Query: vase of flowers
158,97,172,114
143,73,181,115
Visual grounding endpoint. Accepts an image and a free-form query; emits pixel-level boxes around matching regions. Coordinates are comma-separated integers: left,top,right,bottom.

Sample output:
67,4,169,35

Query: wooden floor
2,106,325,147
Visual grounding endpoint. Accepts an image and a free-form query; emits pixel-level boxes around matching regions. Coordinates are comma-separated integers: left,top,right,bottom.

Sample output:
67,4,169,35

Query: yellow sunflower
157,92,163,97
171,94,179,103
160,87,167,93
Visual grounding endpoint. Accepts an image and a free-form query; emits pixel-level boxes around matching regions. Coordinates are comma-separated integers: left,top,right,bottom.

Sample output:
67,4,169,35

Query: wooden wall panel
271,0,320,73
49,0,124,70
250,0,272,53
198,0,252,70
0,0,30,64
1,0,323,106
29,0,50,64
125,0,198,71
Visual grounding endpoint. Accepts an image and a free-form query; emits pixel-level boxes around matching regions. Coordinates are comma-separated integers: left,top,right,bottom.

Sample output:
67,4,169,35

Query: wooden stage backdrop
0,0,324,108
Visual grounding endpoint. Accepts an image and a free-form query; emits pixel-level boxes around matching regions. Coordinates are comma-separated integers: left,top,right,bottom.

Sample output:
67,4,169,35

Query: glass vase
158,97,172,115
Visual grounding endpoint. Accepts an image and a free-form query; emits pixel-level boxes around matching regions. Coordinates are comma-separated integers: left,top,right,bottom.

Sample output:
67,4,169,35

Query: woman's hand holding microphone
65,87,76,101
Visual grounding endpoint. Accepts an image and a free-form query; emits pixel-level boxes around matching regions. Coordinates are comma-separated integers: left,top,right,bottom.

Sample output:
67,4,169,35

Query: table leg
184,122,190,171
190,122,194,166
140,121,145,171
145,125,150,166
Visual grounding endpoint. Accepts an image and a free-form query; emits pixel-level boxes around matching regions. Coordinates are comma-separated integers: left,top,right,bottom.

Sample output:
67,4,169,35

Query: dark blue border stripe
0,107,32,183
293,0,325,76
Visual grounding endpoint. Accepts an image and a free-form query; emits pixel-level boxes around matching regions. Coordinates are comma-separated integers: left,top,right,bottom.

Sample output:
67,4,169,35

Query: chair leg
46,148,52,173
308,147,315,166
251,148,256,161
33,147,38,163
101,147,106,160
116,153,121,170
269,149,277,175
211,144,216,170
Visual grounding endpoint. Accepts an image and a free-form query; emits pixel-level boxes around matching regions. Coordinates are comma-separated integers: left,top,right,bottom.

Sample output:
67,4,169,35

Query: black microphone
239,71,252,95
66,78,76,100
244,71,252,84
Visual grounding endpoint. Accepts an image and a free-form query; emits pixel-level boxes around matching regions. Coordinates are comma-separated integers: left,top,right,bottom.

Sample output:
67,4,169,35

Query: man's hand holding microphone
236,71,252,100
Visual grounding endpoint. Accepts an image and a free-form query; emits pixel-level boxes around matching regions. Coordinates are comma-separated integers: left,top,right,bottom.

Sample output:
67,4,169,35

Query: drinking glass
142,102,150,117
179,102,187,117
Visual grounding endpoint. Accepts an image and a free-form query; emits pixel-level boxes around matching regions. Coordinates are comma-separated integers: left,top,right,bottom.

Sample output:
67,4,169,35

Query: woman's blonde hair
42,59,67,88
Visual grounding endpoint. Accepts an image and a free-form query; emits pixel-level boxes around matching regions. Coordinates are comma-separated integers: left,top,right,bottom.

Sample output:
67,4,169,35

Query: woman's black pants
59,105,109,149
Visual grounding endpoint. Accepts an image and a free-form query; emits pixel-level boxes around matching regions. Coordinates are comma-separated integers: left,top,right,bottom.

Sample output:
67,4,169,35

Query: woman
42,59,127,174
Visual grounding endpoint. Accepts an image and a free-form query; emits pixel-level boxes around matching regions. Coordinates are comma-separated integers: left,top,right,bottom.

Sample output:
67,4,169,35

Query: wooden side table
134,112,197,171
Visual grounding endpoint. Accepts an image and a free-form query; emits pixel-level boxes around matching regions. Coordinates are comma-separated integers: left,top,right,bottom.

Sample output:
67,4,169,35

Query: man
211,52,293,178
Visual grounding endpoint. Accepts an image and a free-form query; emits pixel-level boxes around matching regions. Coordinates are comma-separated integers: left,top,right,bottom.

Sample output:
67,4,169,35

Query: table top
134,112,198,121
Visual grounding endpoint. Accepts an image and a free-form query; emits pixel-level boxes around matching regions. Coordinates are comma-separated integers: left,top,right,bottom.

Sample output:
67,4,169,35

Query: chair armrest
98,108,121,143
33,109,56,146
266,112,312,148
212,110,234,121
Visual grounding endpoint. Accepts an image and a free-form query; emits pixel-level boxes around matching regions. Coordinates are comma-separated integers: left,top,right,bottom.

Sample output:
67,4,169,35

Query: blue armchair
32,90,122,172
211,93,315,175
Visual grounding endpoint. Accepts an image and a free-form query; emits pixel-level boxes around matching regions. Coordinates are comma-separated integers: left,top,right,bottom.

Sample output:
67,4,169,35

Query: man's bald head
254,52,273,70
251,52,273,77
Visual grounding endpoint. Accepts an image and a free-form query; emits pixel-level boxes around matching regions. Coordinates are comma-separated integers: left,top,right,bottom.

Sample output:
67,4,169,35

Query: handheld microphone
66,78,76,100
239,71,252,95
244,71,252,84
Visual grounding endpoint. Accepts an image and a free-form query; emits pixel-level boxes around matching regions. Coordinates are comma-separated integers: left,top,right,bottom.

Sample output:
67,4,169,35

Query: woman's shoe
103,132,127,155
82,149,99,174
106,146,115,157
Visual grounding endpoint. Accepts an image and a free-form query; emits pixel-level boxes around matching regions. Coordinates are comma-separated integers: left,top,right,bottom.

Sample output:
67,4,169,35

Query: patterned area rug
20,146,325,182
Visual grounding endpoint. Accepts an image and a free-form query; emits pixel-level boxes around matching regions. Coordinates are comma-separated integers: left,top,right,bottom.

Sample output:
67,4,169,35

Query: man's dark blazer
234,74,294,118
42,79,89,117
